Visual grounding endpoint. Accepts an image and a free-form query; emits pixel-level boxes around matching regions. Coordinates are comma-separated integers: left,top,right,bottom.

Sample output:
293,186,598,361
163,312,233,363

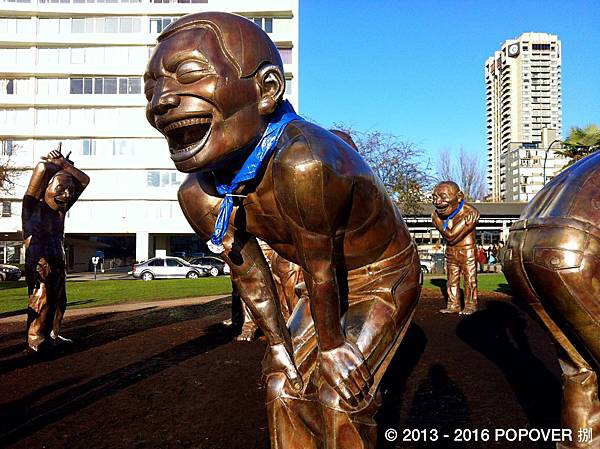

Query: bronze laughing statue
503,151,600,449
144,12,421,448
23,144,90,353
432,181,480,315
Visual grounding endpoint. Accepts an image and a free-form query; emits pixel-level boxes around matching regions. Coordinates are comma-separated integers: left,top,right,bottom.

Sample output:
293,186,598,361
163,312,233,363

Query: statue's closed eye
176,60,215,84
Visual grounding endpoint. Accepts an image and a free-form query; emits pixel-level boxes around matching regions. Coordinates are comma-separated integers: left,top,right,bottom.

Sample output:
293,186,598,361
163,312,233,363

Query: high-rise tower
485,32,566,202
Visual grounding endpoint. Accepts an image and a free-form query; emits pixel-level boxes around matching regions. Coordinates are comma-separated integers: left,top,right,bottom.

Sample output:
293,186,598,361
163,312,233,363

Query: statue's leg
557,358,600,449
236,300,259,342
26,257,52,351
266,373,321,449
321,393,381,449
316,250,419,449
461,250,478,315
442,258,461,313
50,270,68,341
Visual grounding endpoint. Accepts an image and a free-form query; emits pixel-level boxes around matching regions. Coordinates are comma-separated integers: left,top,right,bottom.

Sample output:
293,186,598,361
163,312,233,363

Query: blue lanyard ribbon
442,199,465,232
207,100,302,253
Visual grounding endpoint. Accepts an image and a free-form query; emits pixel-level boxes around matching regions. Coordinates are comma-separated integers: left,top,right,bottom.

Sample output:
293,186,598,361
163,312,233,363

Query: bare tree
334,125,434,216
436,147,487,201
0,141,24,195
437,148,453,181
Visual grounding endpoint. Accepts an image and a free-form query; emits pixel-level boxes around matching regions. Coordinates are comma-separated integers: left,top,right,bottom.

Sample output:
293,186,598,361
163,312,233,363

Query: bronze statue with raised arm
432,181,480,315
144,12,421,449
503,151,600,449
23,144,90,353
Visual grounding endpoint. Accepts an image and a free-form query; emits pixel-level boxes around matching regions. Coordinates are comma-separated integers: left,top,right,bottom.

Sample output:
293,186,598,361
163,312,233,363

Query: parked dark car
188,255,230,277
132,257,208,281
0,264,21,281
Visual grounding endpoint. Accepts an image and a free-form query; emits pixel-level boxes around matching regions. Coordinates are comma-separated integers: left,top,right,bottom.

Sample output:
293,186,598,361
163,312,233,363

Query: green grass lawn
0,272,510,316
423,272,510,293
0,277,232,314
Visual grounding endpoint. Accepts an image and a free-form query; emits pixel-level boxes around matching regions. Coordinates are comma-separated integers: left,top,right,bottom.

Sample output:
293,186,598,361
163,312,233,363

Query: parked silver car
0,264,21,281
188,255,230,277
132,257,207,281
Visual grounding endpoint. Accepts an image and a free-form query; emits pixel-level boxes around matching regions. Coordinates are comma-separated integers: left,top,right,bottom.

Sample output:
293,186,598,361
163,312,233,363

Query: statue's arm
445,207,480,245
433,208,479,245
177,176,302,389
25,145,90,207
275,152,370,407
25,162,53,200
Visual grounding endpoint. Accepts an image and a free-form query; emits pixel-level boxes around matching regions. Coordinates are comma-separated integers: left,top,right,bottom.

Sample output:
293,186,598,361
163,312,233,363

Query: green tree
558,124,600,166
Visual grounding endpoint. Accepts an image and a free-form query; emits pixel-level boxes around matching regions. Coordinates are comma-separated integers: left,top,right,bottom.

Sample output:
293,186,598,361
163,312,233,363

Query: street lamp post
542,138,562,185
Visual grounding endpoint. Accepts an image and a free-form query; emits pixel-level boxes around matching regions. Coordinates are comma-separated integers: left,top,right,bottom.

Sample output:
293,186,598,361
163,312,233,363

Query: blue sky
299,0,600,165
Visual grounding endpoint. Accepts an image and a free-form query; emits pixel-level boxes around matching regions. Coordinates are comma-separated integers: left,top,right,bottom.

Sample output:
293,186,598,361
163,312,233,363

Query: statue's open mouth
162,116,212,162
435,203,451,216
54,197,68,208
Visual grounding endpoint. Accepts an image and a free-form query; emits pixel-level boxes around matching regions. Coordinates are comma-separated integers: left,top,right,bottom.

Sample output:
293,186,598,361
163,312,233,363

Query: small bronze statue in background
503,151,600,449
432,181,480,315
145,12,421,448
22,144,90,353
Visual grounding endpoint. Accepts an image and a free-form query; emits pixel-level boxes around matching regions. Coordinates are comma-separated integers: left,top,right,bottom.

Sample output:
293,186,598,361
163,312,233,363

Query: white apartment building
485,32,565,202
0,0,299,269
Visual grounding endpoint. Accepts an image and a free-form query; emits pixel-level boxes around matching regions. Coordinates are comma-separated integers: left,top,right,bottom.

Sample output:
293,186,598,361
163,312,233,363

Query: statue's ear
256,65,285,116
457,190,465,201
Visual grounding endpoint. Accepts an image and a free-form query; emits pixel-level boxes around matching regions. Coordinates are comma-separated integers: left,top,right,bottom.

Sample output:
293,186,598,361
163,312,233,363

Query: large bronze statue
144,12,421,448
432,181,480,315
23,145,90,353
503,151,600,449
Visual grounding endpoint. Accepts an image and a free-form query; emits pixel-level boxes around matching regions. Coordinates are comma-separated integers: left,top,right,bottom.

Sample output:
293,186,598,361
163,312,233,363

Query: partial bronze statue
503,151,600,449
236,241,305,342
145,12,421,448
23,144,90,353
432,181,480,315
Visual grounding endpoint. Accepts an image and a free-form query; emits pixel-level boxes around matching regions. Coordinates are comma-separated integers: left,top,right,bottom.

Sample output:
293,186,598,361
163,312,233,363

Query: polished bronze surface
22,145,90,352
145,12,421,448
432,181,480,315
259,239,304,322
503,151,600,449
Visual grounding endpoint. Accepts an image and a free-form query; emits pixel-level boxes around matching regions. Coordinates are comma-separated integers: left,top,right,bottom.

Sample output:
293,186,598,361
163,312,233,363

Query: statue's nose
152,92,180,115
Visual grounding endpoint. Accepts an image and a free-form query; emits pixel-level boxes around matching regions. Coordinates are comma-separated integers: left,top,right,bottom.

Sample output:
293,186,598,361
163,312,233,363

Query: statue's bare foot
440,307,461,314
460,306,477,315
236,323,258,342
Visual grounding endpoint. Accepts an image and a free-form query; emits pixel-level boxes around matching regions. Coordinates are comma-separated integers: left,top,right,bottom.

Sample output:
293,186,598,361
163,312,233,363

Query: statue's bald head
434,181,461,195
159,12,284,79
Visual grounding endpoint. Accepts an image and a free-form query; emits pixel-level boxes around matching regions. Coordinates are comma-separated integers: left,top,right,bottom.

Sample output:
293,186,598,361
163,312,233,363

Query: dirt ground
0,287,564,449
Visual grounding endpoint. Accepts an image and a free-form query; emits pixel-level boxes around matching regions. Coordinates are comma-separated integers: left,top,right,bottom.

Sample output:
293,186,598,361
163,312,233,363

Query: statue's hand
262,342,303,392
465,209,480,226
318,340,371,407
41,143,72,169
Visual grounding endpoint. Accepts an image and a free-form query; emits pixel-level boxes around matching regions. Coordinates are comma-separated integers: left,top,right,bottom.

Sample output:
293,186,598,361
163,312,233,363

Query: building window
279,49,292,64
249,17,273,33
82,139,96,156
0,78,27,95
2,201,10,218
149,17,177,33
1,140,14,156
70,77,142,94
532,44,551,51
147,170,181,187
113,139,135,155
70,78,83,94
